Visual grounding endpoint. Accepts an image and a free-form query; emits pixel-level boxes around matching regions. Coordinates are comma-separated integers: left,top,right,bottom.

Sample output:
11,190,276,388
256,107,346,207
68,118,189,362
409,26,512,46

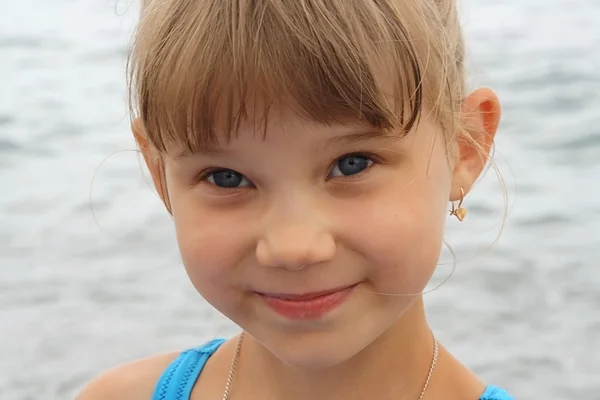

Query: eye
206,169,252,188
329,154,374,178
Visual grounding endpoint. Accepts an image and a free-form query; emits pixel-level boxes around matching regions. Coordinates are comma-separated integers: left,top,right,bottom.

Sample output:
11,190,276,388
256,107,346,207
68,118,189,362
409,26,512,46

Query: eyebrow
173,129,398,159
173,144,228,159
326,130,391,146
315,129,405,153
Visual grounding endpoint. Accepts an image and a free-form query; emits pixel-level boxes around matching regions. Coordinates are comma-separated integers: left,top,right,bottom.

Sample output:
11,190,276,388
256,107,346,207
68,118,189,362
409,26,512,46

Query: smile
256,284,358,320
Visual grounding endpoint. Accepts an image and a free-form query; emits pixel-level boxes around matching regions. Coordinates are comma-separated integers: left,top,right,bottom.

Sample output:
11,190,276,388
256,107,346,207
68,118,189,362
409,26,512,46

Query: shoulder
76,352,179,400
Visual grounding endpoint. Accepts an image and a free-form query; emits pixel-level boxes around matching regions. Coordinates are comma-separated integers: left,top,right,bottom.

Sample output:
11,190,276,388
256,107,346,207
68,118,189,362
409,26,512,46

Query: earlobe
450,88,501,201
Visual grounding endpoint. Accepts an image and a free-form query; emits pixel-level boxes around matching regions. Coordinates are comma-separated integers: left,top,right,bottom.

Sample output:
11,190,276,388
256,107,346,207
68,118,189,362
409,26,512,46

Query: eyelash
194,152,379,189
193,168,254,188
327,153,378,180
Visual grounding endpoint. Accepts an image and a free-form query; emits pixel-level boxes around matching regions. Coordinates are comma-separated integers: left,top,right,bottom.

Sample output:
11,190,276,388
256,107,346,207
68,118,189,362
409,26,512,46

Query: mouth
255,283,358,320
258,284,357,300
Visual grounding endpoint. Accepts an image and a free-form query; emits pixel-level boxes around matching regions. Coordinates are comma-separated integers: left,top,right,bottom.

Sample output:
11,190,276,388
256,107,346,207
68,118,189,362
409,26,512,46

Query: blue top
152,338,515,400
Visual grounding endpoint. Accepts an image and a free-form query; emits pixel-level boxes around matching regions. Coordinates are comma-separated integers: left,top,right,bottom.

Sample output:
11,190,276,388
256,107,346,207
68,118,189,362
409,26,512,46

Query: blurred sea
1,0,599,399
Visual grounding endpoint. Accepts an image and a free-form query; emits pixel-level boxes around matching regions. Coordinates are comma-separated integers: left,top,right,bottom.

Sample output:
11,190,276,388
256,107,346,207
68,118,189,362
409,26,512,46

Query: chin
246,308,394,370
256,328,368,370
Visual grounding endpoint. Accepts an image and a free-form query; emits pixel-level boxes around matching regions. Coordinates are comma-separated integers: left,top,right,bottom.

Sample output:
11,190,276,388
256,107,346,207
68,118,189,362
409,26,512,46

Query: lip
256,284,357,320
258,284,357,300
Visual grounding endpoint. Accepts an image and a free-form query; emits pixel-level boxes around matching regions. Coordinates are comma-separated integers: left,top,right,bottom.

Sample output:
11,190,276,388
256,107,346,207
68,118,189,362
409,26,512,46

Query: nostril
256,240,311,270
255,233,336,270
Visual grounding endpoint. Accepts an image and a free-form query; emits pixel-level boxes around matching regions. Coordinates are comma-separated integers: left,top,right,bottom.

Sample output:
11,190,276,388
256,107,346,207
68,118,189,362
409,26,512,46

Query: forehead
167,106,444,163
169,108,395,157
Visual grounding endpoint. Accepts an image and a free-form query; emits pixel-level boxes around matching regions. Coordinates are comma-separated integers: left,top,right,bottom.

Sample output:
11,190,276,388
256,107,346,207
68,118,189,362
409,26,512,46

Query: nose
256,222,336,270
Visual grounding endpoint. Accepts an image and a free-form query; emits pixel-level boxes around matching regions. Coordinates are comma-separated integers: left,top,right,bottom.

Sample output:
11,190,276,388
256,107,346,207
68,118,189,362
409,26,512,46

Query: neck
238,298,439,400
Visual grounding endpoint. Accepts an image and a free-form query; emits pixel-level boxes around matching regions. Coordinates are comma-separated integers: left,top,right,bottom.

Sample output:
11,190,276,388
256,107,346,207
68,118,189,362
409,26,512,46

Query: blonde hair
128,0,468,154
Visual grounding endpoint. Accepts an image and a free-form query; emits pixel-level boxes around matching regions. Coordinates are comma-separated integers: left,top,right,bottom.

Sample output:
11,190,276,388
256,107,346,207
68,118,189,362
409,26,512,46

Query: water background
1,0,599,399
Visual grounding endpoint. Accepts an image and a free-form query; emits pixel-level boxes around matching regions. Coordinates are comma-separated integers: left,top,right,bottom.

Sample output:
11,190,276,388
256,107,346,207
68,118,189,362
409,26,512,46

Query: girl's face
137,91,499,368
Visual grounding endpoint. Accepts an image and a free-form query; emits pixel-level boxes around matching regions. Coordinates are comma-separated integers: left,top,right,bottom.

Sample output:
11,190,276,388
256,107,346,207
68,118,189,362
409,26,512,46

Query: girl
79,0,512,399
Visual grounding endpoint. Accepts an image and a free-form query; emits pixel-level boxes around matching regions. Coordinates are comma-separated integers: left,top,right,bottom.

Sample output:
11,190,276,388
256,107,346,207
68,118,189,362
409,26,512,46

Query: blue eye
330,155,373,177
206,170,251,188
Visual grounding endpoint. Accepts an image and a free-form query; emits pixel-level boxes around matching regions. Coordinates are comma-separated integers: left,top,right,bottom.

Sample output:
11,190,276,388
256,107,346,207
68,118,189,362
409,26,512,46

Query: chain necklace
222,331,439,400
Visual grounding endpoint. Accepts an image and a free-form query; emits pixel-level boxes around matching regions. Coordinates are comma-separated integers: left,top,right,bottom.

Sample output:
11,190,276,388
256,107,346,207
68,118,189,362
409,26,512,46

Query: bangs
129,0,431,154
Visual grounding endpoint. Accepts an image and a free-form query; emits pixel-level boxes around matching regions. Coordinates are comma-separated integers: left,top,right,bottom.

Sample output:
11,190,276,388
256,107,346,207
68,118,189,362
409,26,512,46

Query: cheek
169,190,253,296
341,178,449,293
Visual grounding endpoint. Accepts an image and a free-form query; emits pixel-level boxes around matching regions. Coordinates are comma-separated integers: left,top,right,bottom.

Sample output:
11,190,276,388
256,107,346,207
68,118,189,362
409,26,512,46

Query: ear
132,119,172,212
450,88,501,202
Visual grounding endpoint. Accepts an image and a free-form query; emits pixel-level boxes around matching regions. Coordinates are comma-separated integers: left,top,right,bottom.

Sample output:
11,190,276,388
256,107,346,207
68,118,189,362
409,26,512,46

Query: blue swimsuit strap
152,338,226,400
480,384,515,400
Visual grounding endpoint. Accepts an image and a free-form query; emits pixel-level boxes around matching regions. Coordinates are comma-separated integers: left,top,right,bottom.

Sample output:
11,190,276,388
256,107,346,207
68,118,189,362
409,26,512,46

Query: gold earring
450,187,467,221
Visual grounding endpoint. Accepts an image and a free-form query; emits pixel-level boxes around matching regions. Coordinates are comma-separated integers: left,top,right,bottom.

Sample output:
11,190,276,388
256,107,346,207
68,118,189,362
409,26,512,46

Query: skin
77,88,501,400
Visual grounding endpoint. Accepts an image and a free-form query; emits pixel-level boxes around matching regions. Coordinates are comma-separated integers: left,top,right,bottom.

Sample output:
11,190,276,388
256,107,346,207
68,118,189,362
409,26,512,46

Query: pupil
213,170,243,187
338,156,369,176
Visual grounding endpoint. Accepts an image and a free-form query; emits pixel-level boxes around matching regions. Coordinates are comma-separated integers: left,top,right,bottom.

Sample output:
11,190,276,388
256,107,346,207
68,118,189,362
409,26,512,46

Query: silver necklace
222,331,439,400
